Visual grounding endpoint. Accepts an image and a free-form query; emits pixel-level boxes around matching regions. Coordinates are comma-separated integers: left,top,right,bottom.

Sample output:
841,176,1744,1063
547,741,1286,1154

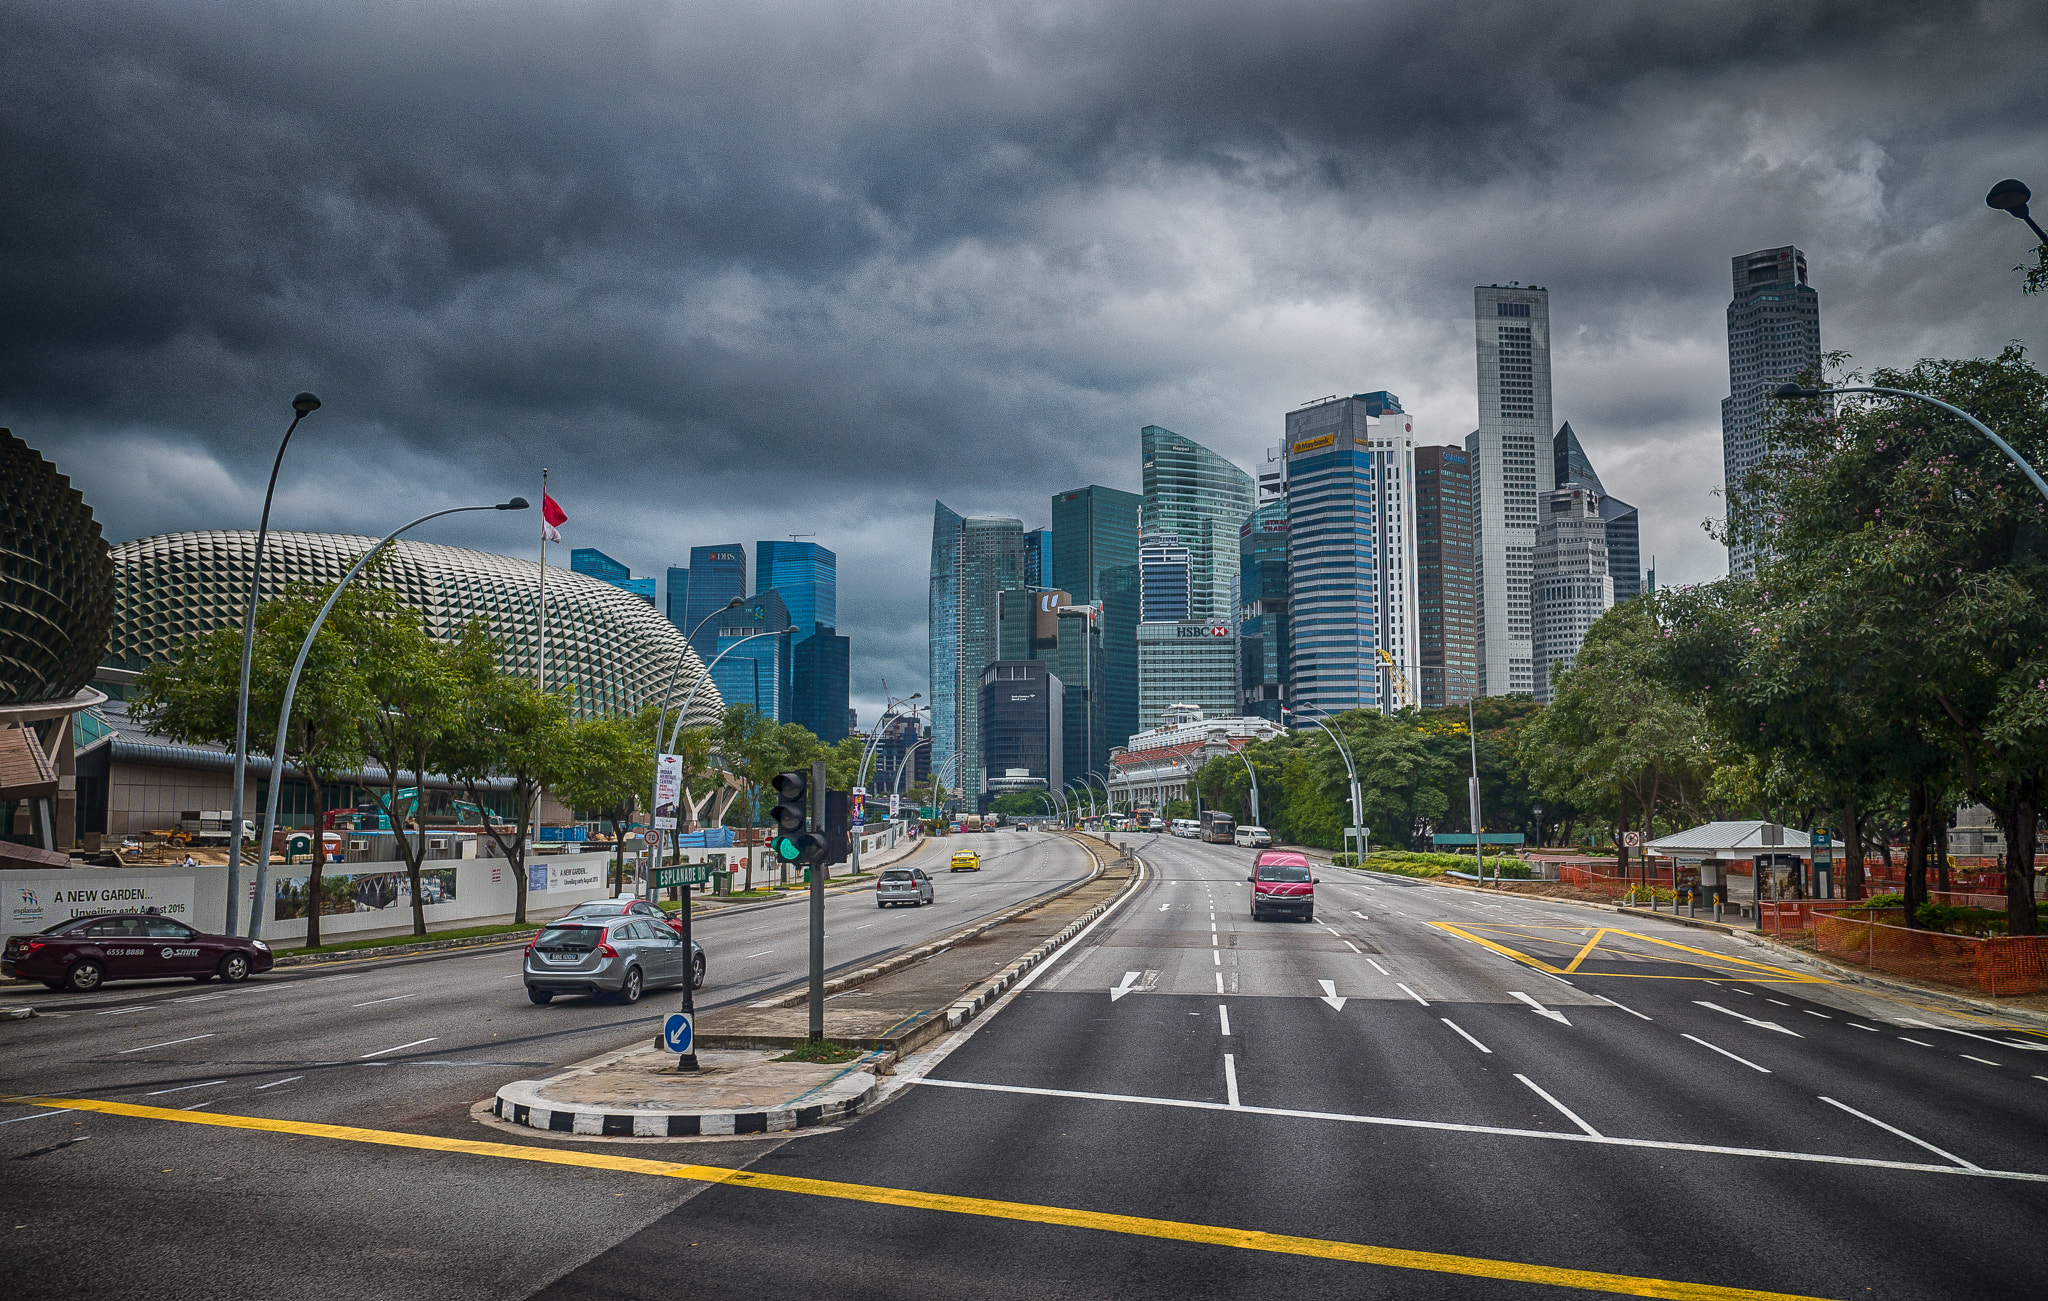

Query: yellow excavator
1374,648,1413,711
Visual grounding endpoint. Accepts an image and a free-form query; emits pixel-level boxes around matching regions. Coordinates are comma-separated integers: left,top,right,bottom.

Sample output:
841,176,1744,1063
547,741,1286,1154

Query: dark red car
2,914,274,992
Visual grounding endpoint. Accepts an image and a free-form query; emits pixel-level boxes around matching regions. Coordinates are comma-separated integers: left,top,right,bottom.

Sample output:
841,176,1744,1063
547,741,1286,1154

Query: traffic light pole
807,757,828,1043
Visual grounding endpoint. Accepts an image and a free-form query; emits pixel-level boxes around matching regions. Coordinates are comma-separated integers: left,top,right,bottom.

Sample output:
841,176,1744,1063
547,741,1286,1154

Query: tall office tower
1531,485,1613,704
569,548,655,604
1051,485,1142,752
682,544,747,661
1553,422,1642,601
1135,620,1237,730
1721,245,1821,577
1283,393,1421,717
929,505,1025,810
1414,445,1477,708
1023,528,1053,588
1141,426,1255,623
872,714,930,793
664,566,690,635
998,587,1106,785
790,628,850,743
1470,285,1552,696
1237,499,1290,722
757,540,847,741
711,591,793,720
979,662,1063,801
1138,534,1192,623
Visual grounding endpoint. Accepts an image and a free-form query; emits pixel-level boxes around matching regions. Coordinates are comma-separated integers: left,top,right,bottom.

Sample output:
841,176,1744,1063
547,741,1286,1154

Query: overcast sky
6,1,2045,725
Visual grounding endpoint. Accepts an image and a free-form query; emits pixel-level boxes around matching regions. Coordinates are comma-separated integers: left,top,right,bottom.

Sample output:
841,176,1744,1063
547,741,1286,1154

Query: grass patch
774,1039,867,1064
279,921,534,957
1334,850,1530,879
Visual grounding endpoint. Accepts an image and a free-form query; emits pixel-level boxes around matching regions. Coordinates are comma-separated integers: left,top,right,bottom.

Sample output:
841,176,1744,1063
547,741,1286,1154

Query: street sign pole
674,839,699,1071
807,757,828,1043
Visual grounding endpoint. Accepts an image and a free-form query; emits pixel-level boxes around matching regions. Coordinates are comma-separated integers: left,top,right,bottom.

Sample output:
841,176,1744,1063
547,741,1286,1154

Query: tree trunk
398,771,427,939
304,770,327,949
1934,810,1952,896
1903,784,1932,926
1837,794,1865,902
1999,792,2040,937
466,778,530,925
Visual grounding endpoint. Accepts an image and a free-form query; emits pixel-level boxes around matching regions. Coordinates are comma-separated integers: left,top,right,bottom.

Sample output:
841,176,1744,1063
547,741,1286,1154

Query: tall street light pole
1771,383,2048,506
248,497,528,939
226,392,320,935
851,695,922,879
1294,705,1362,860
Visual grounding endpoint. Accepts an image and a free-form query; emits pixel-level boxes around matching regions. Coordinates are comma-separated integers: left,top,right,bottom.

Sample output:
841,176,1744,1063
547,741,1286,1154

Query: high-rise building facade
1721,245,1821,577
1414,445,1477,708
682,544,747,661
664,566,689,636
1051,485,1142,754
1469,286,1552,697
1531,486,1614,704
979,661,1063,799
790,627,850,743
1236,499,1290,722
1553,422,1642,602
871,713,930,794
996,587,1106,783
1023,528,1053,588
1141,426,1255,623
711,590,793,720
1138,533,1192,623
757,540,847,742
570,548,655,605
1283,393,1421,716
928,506,1025,809
1136,620,1237,730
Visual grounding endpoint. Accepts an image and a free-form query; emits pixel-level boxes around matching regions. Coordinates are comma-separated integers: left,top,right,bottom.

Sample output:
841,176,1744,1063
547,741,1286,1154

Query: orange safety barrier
1814,911,2048,997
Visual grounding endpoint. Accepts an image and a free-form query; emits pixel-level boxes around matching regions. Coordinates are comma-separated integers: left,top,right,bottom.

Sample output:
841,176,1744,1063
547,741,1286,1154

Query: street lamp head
1987,178,2032,218
725,596,745,608
1771,382,1823,400
497,497,530,510
291,392,322,416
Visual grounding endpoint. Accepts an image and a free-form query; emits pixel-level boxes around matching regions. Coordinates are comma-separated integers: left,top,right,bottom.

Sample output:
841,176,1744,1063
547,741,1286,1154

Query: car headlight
251,940,269,951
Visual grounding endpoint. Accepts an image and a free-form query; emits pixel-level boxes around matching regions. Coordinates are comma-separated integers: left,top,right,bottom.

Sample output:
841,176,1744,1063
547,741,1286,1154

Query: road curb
942,848,1143,1033
0,1006,34,1020
489,1059,879,1137
273,930,539,967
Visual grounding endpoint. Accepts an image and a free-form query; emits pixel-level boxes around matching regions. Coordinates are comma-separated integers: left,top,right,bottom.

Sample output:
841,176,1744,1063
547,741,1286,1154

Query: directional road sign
662,1012,694,1054
653,863,709,889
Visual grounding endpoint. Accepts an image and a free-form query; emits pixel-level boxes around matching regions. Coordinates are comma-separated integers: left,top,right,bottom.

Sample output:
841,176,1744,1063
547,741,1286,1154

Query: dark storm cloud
4,0,2045,719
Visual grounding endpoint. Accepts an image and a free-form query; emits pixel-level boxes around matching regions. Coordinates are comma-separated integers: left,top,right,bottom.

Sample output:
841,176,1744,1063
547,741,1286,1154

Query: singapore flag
541,492,567,543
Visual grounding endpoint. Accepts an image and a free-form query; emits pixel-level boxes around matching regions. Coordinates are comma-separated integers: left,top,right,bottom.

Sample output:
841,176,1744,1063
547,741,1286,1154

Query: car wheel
877,901,887,908
217,952,251,983
692,953,706,990
616,965,644,1005
527,987,554,1005
65,960,104,992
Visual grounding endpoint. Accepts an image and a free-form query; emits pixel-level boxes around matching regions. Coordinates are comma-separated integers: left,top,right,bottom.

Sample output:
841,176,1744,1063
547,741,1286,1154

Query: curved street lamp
1770,383,2048,507
851,695,923,876
249,496,528,938
651,596,746,758
1987,178,2048,249
225,391,321,934
1293,704,1363,857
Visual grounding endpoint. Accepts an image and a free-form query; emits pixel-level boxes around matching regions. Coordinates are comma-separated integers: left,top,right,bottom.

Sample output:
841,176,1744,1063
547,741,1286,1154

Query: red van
1248,850,1317,922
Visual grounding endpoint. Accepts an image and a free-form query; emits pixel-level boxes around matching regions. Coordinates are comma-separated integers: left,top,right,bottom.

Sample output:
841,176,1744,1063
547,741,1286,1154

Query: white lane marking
351,993,416,1008
1961,1055,2002,1067
1214,971,1224,994
1516,1074,1601,1137
358,1037,437,1059
1110,971,1142,1002
1728,988,1755,996
116,1034,215,1055
1820,1096,1981,1170
178,994,227,1004
743,950,774,958
1510,991,1570,1025
1397,983,1429,1006
1766,999,1790,1006
1365,958,1390,975
1218,1005,1231,1036
1695,1001,1801,1037
1159,903,1171,911
255,1076,303,1090
95,1006,150,1016
1341,940,1361,953
1321,925,1343,936
1848,1023,1879,1032
1223,1053,1240,1108
1212,950,1221,966
470,952,498,959
1318,980,1347,1011
1682,1033,1770,1073
146,1080,226,1096
1900,1037,1935,1047
1210,933,1218,946
0,1111,63,1126
1898,1018,2048,1052
1441,1018,1491,1053
500,974,521,980
1803,1010,1831,1019
1352,911,1368,919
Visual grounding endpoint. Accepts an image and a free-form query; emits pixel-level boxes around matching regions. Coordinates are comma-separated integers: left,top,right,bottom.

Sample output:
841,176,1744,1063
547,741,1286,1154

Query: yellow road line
1563,928,1611,973
8,1094,1839,1301
1429,922,1567,973
1444,923,1828,984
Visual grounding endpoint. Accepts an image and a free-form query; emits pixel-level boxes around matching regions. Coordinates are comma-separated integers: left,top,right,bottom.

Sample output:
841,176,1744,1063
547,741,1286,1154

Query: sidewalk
485,834,1136,1137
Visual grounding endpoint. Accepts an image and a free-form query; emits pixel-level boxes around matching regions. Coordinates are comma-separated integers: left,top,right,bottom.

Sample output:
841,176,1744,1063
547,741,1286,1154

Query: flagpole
538,467,549,691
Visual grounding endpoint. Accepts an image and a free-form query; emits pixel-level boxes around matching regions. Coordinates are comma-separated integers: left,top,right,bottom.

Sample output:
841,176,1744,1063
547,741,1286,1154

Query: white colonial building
1106,705,1283,811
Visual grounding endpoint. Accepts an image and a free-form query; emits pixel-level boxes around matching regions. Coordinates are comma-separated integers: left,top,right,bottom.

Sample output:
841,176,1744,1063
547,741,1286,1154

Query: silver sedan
523,916,701,1005
874,866,934,907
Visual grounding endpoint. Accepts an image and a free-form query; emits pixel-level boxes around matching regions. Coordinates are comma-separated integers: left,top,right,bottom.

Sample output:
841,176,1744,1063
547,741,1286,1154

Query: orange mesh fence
1557,863,1675,896
1814,912,2048,997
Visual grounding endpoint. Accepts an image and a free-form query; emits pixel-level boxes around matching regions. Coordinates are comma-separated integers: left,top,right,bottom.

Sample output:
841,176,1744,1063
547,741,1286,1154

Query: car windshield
536,923,603,951
567,903,625,915
1257,863,1311,882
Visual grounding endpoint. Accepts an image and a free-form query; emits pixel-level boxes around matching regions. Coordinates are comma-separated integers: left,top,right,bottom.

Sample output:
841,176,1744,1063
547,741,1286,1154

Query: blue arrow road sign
662,1012,694,1054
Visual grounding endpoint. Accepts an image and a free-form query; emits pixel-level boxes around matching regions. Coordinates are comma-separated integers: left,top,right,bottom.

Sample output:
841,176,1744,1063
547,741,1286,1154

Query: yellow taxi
949,849,982,872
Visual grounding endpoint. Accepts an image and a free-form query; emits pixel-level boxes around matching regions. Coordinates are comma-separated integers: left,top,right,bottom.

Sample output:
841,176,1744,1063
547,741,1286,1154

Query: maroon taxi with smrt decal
1,914,273,992
1248,850,1317,923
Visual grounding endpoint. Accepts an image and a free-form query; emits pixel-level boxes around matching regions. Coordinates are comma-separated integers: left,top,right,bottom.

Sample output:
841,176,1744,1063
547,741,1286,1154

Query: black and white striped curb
944,850,1145,1031
491,1067,879,1137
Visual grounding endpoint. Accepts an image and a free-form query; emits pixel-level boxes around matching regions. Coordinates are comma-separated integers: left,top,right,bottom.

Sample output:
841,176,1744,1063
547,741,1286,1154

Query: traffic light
821,790,851,865
769,770,826,864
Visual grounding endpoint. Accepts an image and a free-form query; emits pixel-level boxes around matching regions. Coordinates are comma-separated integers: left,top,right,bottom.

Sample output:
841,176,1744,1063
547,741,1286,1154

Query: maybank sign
1290,433,1337,455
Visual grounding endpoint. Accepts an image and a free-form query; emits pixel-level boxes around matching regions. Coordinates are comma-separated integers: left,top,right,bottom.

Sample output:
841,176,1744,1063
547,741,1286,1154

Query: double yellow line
10,1093,1836,1300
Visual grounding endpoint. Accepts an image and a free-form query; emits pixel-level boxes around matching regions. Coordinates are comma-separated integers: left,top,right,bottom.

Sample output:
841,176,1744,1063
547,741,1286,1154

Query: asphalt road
536,834,2048,1301
0,828,1089,1300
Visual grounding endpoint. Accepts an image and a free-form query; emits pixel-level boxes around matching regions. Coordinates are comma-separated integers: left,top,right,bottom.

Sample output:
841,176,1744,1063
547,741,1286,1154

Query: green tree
988,792,1043,818
131,584,372,946
553,713,656,894
356,604,468,937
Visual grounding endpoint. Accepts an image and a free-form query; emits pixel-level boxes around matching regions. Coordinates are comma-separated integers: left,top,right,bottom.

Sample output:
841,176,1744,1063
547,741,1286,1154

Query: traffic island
491,1046,879,1137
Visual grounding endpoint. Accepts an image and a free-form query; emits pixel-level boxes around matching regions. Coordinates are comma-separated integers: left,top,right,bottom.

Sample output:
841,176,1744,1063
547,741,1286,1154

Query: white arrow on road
1111,971,1143,1002
1318,979,1347,1011
1695,1000,1803,1037
1510,991,1570,1025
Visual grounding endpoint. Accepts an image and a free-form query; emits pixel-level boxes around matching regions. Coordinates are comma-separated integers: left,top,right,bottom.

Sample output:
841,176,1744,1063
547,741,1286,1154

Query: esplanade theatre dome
107,531,721,724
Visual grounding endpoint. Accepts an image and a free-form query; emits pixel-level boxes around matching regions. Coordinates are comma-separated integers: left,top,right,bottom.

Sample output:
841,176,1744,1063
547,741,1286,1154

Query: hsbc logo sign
1176,624,1232,639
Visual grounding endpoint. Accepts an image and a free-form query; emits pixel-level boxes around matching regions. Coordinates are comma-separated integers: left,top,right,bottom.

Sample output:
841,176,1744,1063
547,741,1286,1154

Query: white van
1233,825,1272,847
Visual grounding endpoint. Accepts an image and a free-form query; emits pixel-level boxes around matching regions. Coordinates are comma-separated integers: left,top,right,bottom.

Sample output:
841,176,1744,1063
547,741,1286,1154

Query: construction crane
1374,648,1413,712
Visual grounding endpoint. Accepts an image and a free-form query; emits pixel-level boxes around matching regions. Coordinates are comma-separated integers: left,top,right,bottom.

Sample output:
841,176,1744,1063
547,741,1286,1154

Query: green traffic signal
772,834,803,863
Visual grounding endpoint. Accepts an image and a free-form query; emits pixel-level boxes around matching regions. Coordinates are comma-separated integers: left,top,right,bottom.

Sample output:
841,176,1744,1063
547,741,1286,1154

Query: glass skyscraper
1414,446,1477,708
1237,499,1290,722
664,566,690,636
712,590,792,721
997,587,1106,786
1470,285,1552,697
1553,422,1640,601
756,539,847,742
1051,485,1141,753
1138,534,1192,623
570,548,655,605
1140,426,1255,623
1023,528,1053,589
929,505,1025,810
682,544,747,661
1721,245,1821,577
